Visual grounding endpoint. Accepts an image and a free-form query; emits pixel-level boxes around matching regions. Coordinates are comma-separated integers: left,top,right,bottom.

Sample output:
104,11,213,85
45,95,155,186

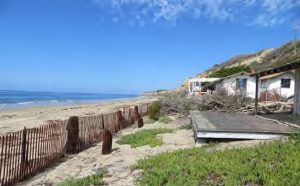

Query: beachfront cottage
215,71,257,98
259,71,295,101
214,71,295,100
253,60,300,115
188,78,220,95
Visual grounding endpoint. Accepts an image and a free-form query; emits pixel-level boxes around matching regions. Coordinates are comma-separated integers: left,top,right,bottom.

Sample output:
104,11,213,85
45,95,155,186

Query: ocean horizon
0,90,139,110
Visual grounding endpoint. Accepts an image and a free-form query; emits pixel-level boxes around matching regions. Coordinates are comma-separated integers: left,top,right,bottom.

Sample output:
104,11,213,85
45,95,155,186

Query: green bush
209,65,250,78
144,118,156,124
158,116,172,123
149,101,161,121
179,123,193,130
117,128,173,148
57,170,107,186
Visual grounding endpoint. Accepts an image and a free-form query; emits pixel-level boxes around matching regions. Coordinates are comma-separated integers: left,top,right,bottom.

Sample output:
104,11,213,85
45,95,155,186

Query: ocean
0,90,138,110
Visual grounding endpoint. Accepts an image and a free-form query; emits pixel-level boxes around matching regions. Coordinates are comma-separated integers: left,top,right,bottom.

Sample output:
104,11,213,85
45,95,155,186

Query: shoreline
0,96,156,134
0,94,141,111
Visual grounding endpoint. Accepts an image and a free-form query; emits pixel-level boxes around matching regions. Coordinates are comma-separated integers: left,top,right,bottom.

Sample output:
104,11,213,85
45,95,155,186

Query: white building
214,71,295,100
188,78,220,95
215,72,257,98
260,71,295,100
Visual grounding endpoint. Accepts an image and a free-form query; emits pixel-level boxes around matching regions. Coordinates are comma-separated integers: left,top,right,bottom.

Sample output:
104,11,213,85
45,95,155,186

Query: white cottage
188,78,220,95
215,71,295,100
215,72,257,98
260,71,295,100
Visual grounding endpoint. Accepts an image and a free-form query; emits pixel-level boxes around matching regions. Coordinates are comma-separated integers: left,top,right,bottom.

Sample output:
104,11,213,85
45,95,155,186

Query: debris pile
160,90,293,116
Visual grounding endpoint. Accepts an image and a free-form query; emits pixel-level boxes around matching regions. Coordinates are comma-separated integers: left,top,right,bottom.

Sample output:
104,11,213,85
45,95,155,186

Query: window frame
236,78,247,90
281,78,291,88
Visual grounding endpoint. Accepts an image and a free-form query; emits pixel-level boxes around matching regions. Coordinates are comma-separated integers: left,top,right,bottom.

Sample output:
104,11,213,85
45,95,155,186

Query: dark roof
255,59,300,77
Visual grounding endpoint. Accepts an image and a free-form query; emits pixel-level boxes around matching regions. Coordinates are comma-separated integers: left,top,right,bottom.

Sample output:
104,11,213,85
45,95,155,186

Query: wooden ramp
190,110,294,142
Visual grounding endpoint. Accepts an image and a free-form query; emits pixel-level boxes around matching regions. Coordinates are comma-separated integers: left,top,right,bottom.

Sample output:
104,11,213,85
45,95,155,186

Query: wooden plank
28,129,34,177
3,135,8,185
294,68,300,115
4,134,10,185
11,133,17,184
34,128,38,174
8,134,14,185
17,131,22,182
46,124,50,165
41,125,45,168
0,136,4,184
36,127,41,171
15,132,21,183
47,124,52,160
8,134,13,184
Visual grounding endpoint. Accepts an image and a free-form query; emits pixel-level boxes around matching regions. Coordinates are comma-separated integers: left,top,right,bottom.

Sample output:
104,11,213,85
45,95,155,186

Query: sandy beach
18,116,195,186
0,97,157,134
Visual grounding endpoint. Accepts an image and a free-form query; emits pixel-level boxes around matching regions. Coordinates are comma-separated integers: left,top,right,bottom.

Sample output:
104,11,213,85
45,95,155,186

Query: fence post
66,116,79,154
102,130,112,155
21,127,27,179
117,110,127,129
133,106,140,121
138,118,144,128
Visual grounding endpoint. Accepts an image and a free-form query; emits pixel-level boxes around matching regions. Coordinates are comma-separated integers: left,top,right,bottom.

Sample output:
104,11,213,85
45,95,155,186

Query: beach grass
134,138,300,186
56,170,107,186
117,128,174,148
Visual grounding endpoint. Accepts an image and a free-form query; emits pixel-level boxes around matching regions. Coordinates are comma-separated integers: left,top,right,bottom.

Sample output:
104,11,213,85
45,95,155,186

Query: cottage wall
260,73,295,98
218,74,257,98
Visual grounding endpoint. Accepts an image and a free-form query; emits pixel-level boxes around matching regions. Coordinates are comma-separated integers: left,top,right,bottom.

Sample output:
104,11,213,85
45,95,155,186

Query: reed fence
0,103,150,186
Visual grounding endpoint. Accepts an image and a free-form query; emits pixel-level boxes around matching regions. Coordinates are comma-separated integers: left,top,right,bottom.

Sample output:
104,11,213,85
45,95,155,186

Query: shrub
117,128,174,148
179,123,193,130
57,170,107,186
158,116,172,123
144,118,156,124
160,89,253,115
160,91,195,115
209,65,251,78
149,101,161,121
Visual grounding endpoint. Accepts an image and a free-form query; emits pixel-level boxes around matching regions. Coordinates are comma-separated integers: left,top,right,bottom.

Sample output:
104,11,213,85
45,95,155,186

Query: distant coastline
0,90,139,110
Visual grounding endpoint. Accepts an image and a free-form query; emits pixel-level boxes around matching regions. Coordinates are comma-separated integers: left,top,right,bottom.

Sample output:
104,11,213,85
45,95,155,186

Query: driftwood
225,102,293,114
160,91,293,116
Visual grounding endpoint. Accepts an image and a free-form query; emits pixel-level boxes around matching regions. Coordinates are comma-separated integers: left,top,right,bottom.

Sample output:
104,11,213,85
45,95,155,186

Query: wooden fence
0,103,150,186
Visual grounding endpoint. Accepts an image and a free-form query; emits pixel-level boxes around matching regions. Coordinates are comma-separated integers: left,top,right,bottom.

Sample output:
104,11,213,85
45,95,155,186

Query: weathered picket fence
0,103,150,186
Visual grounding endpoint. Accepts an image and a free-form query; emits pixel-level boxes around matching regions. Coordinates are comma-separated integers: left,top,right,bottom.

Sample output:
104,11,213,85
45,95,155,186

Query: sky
0,0,300,94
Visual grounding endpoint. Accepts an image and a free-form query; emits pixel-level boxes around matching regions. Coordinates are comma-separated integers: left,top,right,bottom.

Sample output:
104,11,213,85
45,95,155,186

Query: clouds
93,0,300,26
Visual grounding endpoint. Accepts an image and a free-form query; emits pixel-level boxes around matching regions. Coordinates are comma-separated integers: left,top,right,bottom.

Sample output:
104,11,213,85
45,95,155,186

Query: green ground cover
158,116,173,123
57,170,107,186
117,128,174,148
134,139,300,186
179,123,193,130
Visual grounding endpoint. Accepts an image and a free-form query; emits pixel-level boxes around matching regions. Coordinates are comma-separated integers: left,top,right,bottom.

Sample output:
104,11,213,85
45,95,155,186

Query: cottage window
281,79,291,88
260,79,268,88
195,82,200,87
236,78,247,89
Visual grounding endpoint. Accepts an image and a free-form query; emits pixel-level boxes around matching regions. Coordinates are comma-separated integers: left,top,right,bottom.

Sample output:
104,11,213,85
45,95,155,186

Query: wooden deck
190,110,294,142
